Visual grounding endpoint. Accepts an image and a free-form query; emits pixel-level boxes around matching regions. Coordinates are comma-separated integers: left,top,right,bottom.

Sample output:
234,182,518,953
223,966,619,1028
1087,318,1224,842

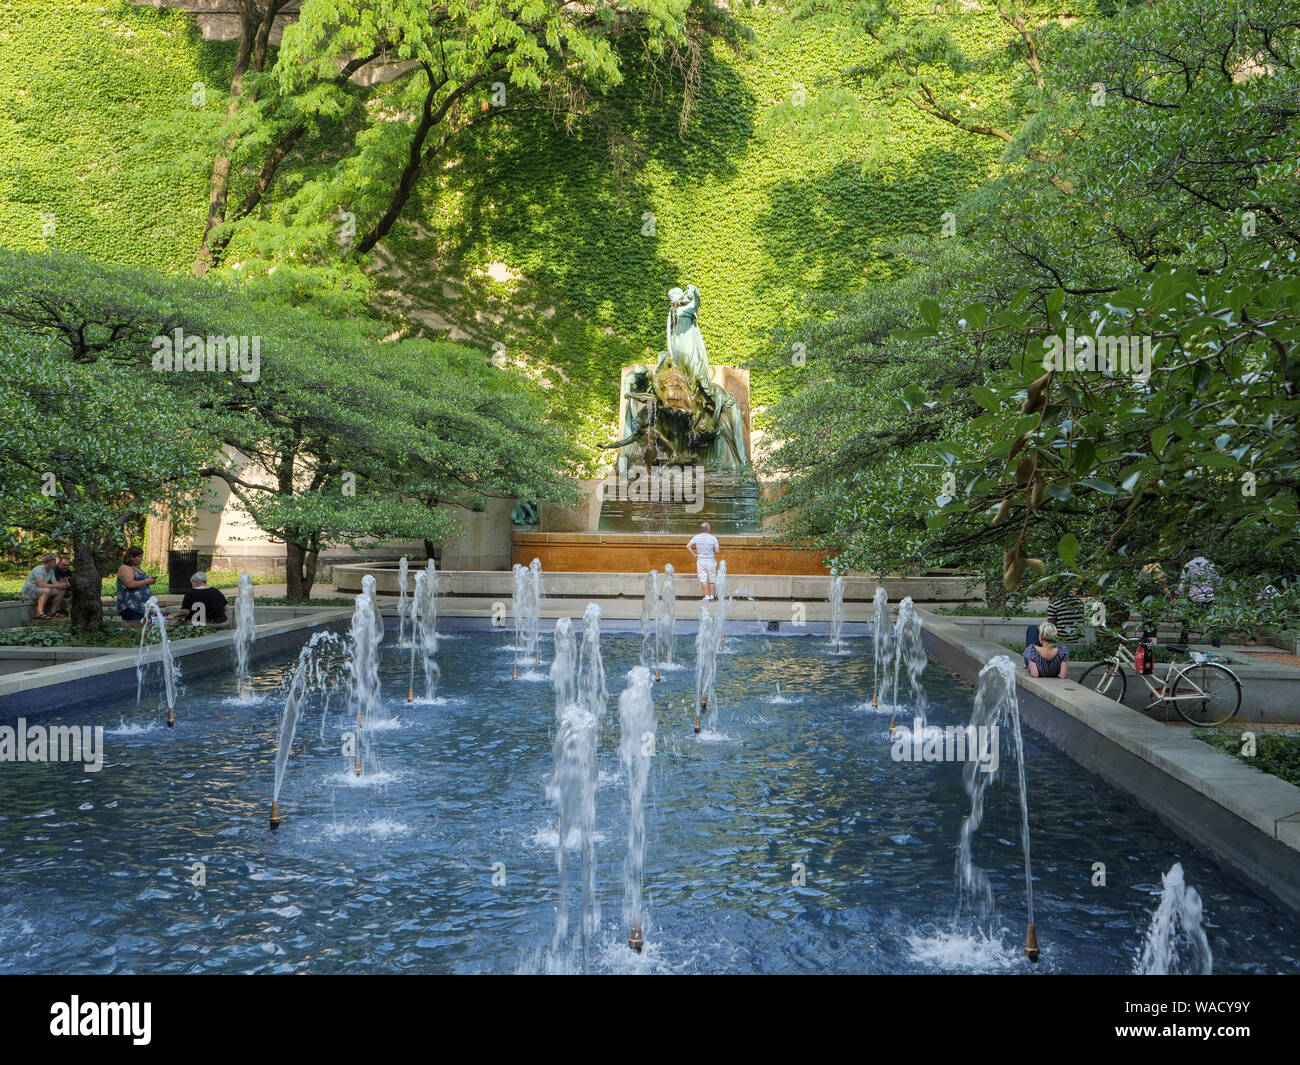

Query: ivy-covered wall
0,2,234,271
0,1,1012,457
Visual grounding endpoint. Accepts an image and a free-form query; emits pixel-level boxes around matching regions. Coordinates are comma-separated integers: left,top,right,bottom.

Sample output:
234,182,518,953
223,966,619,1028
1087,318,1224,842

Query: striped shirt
1046,595,1085,636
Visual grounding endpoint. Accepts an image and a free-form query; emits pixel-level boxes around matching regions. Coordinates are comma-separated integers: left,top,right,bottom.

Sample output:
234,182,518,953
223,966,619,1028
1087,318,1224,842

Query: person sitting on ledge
20,555,66,619
1024,621,1070,679
116,546,157,622
169,571,228,626
52,555,73,615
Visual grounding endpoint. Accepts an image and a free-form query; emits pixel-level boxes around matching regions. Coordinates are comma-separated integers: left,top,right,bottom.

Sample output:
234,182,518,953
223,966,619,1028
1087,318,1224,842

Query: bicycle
1077,632,1242,726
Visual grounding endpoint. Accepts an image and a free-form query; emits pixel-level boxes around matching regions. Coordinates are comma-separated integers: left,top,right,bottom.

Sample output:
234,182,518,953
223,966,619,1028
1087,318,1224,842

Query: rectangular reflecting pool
0,627,1296,974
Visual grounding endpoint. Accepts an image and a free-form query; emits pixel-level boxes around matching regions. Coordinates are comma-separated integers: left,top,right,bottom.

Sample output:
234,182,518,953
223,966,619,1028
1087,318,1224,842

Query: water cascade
956,655,1037,962
396,556,410,647
656,564,677,670
233,573,256,698
550,617,577,722
1135,863,1213,974
872,587,891,708
136,599,179,728
548,702,600,968
618,665,655,952
695,604,720,734
269,630,347,827
829,572,845,653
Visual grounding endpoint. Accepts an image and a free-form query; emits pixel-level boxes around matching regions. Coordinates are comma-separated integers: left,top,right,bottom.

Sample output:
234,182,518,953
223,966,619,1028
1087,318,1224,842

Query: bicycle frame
1105,643,1238,706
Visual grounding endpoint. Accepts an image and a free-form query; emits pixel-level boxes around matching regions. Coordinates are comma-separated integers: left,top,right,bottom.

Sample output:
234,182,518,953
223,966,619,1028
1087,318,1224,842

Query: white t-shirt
688,533,719,562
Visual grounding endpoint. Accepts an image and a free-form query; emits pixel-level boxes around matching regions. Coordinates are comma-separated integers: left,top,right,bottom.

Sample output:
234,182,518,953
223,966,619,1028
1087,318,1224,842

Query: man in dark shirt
52,556,73,615
170,572,228,625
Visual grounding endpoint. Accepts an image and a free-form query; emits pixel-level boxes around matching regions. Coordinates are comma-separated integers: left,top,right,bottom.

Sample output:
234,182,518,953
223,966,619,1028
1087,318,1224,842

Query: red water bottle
1134,643,1146,674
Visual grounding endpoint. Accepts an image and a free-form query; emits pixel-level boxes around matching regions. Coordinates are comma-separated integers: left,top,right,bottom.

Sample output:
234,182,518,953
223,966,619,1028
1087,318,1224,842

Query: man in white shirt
687,522,720,601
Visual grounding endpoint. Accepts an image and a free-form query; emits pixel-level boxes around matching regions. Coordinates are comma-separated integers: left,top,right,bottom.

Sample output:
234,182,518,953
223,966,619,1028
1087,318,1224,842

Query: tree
0,249,583,601
762,0,1300,599
190,0,736,274
0,342,216,631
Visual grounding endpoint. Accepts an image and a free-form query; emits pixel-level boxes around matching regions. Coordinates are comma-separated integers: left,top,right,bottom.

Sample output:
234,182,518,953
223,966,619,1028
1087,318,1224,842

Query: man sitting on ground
169,572,228,626
20,555,66,619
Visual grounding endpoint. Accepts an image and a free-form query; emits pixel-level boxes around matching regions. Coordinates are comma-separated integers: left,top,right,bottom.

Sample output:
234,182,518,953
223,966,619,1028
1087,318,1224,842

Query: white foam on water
107,719,160,735
853,700,898,715
696,727,736,744
327,770,398,788
224,691,269,707
363,716,403,731
408,696,453,707
516,669,549,682
767,693,800,705
906,928,1024,972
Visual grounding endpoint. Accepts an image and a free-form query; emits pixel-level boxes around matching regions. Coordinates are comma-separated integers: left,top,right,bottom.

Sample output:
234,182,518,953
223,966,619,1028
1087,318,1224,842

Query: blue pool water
0,628,1296,974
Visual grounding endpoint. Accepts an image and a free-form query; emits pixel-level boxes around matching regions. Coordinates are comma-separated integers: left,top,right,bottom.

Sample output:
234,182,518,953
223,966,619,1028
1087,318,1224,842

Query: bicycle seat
1166,644,1188,654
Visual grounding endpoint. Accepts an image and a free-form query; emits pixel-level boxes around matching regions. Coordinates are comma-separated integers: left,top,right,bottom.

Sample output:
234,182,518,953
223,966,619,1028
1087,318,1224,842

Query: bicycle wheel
1079,660,1127,703
1174,662,1242,727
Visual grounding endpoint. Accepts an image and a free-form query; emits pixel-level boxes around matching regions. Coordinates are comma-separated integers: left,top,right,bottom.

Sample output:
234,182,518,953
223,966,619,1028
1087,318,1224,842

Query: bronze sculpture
602,285,749,471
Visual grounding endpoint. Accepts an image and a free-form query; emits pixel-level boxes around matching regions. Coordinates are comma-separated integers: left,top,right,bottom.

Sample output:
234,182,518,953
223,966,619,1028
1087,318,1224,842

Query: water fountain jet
269,629,346,827
136,600,178,727
396,555,409,647
871,587,890,707
1135,863,1212,974
551,617,577,722
657,564,676,674
619,665,654,954
956,655,1036,963
695,605,719,734
407,563,440,702
829,571,844,653
233,573,256,698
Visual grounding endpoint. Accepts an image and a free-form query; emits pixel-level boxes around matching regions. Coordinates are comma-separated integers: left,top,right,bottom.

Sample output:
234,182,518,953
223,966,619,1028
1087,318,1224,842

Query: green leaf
1058,532,1080,566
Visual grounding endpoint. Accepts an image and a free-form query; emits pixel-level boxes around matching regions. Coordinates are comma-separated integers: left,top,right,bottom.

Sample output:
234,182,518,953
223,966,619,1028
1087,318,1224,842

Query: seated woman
1024,621,1070,679
115,546,157,622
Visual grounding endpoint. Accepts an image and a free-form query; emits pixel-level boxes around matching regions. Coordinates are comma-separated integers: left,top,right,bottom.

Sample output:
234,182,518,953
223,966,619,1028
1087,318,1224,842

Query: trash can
168,550,199,594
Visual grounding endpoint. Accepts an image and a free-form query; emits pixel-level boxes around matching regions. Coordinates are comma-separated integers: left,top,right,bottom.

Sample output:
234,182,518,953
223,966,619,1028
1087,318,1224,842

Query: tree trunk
193,1,284,276
69,538,105,633
144,512,173,571
284,541,318,600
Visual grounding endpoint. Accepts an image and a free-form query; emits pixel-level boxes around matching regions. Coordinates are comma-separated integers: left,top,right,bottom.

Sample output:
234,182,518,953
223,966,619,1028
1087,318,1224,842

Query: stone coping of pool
331,565,982,603
917,607,1300,914
0,609,354,720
